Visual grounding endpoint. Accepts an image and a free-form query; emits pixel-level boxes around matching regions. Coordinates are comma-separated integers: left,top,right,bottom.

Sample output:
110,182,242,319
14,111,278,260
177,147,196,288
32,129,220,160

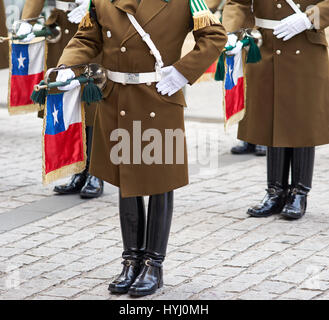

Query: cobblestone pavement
1,104,329,301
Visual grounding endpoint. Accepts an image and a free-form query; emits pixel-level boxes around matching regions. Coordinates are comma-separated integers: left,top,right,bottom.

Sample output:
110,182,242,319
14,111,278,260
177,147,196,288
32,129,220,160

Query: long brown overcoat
0,0,9,69
21,0,97,125
223,0,329,147
58,0,227,197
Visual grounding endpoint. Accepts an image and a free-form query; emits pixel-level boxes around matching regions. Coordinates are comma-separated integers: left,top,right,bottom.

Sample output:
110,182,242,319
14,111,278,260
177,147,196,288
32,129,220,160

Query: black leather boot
80,175,104,198
281,147,315,220
248,147,291,217
108,194,146,294
129,192,174,297
53,170,88,194
231,141,256,155
255,145,267,157
80,126,104,198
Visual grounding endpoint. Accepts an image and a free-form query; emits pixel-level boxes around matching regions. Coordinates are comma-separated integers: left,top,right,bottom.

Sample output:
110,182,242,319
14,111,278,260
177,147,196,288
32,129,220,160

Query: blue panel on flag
45,94,66,135
12,43,29,76
225,56,236,91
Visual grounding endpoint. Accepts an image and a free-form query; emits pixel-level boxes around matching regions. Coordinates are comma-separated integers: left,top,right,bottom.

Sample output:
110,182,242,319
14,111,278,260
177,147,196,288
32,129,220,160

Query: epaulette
189,0,219,31
79,0,95,29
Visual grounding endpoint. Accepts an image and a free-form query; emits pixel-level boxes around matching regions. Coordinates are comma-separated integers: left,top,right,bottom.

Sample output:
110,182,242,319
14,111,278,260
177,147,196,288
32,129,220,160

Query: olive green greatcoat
223,0,329,147
0,0,9,69
58,0,227,197
21,0,97,125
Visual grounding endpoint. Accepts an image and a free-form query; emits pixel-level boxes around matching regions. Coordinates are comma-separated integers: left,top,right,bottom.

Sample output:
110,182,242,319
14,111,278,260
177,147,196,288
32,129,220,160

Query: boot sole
108,286,130,294
247,210,282,218
80,192,103,199
128,283,163,297
281,211,304,220
54,190,81,195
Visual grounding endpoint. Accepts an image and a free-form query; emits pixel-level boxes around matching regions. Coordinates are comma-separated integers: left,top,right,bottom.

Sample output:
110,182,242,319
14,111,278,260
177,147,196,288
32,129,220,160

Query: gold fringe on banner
8,37,48,115
42,96,87,185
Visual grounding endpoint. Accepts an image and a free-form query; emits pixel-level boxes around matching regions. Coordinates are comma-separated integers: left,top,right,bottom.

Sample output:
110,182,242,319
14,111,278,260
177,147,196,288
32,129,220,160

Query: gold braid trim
193,12,219,31
79,12,93,29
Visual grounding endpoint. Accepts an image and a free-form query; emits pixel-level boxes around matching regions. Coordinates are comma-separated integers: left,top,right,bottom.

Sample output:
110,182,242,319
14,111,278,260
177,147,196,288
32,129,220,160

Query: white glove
56,68,80,91
67,0,90,24
156,66,188,97
273,12,312,41
226,40,243,56
225,33,238,48
16,22,35,42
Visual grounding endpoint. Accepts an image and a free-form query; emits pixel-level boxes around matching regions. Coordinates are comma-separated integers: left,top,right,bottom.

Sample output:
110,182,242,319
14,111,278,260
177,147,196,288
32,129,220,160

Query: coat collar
111,0,170,45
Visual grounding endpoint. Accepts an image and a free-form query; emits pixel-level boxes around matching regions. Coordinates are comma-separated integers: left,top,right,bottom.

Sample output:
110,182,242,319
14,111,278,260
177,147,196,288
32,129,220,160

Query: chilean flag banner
8,38,46,115
43,86,86,184
223,50,246,128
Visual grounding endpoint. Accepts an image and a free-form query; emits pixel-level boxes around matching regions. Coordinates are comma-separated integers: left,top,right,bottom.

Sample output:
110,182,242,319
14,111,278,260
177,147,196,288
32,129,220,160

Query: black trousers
119,192,174,262
267,147,315,192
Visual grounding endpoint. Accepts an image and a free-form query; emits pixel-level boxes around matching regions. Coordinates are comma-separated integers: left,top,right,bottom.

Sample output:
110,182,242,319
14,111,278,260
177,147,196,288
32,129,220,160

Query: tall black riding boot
80,126,104,199
108,194,146,294
248,147,291,217
129,191,174,297
281,147,315,220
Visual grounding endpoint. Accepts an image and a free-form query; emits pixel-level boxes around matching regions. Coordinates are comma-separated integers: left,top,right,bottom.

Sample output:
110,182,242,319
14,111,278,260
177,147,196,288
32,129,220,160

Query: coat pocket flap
305,30,328,47
158,89,187,107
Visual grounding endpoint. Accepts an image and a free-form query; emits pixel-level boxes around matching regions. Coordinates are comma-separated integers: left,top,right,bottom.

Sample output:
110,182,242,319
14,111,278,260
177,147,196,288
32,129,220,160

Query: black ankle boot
281,147,314,220
108,194,146,294
129,192,173,297
53,170,88,194
281,187,308,220
248,147,291,218
108,258,142,294
128,258,163,297
231,141,255,155
80,175,104,199
247,186,287,217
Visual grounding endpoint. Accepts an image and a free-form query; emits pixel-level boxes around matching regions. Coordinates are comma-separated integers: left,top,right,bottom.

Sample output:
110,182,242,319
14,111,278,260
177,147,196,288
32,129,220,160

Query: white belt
107,70,162,85
55,1,78,12
255,17,281,29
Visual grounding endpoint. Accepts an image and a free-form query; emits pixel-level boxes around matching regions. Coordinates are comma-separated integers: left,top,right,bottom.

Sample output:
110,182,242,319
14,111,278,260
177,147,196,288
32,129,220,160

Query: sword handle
33,76,89,91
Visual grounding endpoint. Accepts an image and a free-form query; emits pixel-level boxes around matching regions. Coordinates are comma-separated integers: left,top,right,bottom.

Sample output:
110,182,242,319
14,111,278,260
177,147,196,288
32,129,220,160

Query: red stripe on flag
205,61,217,74
44,123,84,174
225,77,245,121
10,73,44,107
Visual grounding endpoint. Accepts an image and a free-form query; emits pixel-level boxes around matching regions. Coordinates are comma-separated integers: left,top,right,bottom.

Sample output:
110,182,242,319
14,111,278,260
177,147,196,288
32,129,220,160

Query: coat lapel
117,0,169,45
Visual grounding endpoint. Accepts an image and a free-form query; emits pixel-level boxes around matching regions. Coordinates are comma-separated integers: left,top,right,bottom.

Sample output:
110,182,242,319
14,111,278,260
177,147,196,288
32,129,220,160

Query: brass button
120,110,126,117
121,47,127,53
296,50,301,55
107,30,112,38
277,4,282,8
150,112,156,118
146,82,152,86
276,49,281,55
64,29,69,34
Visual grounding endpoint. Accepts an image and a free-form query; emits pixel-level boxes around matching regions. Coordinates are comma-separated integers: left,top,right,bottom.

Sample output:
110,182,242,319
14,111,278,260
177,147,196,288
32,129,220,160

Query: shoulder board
190,0,218,31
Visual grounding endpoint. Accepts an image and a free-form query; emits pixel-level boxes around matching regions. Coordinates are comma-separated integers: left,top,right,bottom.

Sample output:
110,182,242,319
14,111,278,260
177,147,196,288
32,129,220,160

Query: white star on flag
52,106,59,126
17,52,26,69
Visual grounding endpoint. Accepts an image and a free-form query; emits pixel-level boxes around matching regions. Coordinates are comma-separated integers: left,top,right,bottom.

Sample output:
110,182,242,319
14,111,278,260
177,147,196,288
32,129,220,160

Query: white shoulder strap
285,0,302,14
126,13,164,71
